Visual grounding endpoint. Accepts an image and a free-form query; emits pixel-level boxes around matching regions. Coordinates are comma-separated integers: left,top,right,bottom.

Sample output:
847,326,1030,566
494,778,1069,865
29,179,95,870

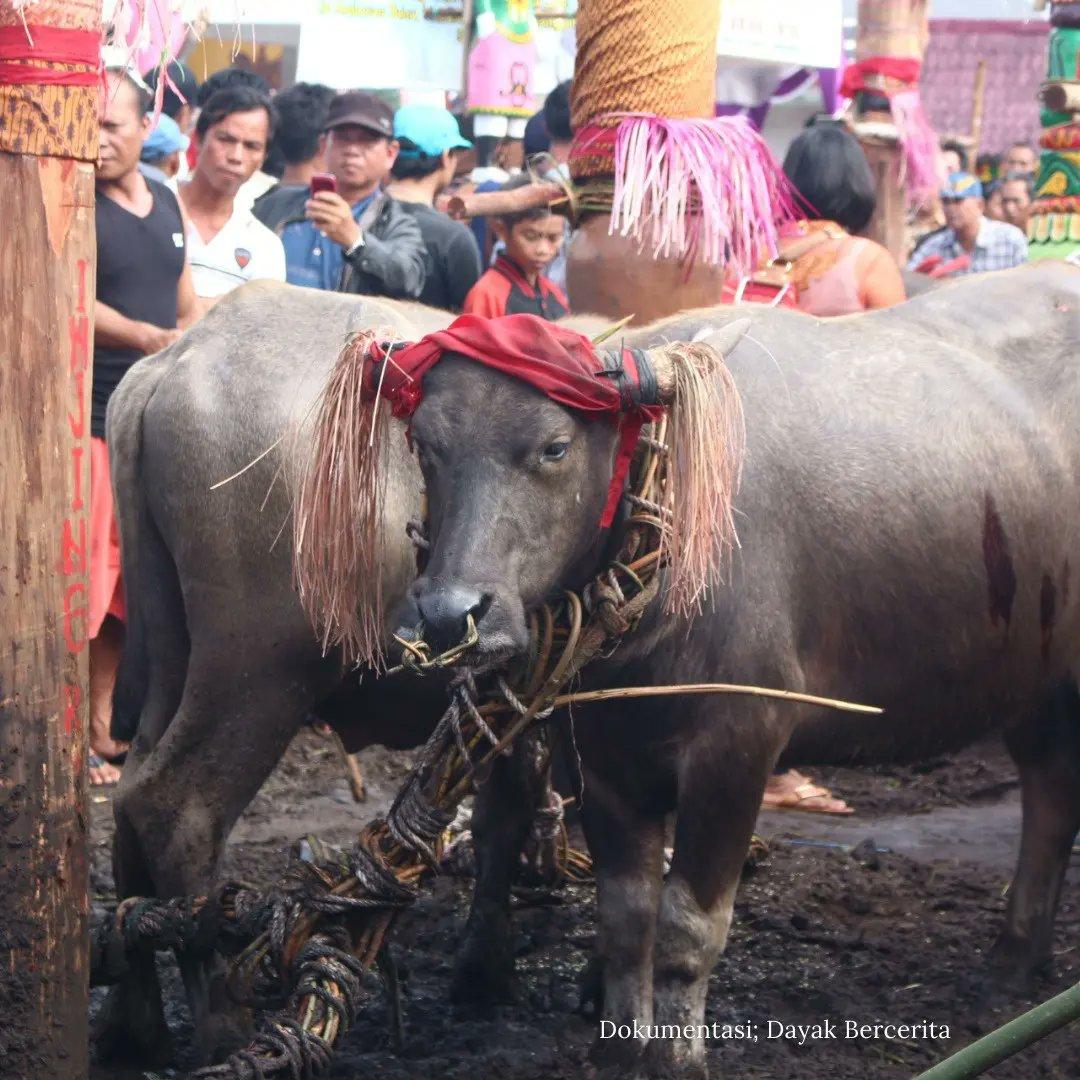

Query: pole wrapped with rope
563,0,797,322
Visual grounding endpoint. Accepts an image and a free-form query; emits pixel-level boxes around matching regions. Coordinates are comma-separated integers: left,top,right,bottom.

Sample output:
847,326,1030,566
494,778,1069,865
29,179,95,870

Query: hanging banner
717,0,843,70
296,1,464,90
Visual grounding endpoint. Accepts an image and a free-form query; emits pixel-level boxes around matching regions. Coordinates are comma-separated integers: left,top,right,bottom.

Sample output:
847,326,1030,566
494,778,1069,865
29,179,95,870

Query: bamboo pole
969,60,988,171
916,980,1080,1080
0,2,99,1076
548,683,883,715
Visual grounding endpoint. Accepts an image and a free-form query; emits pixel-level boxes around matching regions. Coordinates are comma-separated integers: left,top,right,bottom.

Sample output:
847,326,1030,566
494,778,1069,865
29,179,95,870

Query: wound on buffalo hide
1040,573,1057,660
982,493,1016,633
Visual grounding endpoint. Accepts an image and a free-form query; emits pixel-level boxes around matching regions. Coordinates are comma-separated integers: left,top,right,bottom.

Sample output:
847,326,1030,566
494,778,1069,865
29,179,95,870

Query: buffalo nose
415,585,490,654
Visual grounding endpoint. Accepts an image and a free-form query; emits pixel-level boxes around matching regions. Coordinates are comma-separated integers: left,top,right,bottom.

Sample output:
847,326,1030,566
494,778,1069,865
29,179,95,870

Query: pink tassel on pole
608,113,798,277
890,90,940,207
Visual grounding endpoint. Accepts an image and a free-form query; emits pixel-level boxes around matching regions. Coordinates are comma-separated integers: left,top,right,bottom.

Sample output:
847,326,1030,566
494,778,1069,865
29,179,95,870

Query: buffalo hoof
451,941,516,1008
643,1039,708,1080
985,934,1052,991
92,982,173,1067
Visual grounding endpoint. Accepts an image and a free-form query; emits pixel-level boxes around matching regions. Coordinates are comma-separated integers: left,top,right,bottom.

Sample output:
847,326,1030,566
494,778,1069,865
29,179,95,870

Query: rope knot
591,578,631,636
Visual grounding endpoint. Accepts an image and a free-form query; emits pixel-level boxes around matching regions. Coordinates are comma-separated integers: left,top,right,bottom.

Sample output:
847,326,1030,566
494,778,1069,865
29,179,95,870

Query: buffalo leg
645,714,777,1079
582,767,666,1071
992,681,1080,980
452,735,547,1004
113,647,322,1065
94,576,189,1064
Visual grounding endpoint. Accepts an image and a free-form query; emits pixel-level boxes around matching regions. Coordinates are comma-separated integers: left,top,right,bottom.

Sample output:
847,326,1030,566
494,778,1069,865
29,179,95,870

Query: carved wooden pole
848,0,932,262
0,2,100,1076
563,0,793,322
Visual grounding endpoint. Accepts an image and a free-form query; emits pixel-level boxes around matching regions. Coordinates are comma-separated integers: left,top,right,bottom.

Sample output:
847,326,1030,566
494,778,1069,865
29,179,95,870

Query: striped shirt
908,217,1028,275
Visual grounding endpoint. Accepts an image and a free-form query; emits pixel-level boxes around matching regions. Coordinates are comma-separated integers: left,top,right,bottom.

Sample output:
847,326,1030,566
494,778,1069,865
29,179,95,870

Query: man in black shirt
385,105,482,311
91,68,198,784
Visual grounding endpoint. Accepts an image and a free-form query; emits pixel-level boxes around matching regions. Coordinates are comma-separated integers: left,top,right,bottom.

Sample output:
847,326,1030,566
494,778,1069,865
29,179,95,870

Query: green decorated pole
1029,1,1080,259
915,979,1080,1080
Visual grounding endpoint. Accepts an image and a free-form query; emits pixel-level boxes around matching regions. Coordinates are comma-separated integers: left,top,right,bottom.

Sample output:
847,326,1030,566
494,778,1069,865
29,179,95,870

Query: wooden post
564,0,731,321
970,60,988,170
860,134,908,262
0,2,100,1077
851,0,931,262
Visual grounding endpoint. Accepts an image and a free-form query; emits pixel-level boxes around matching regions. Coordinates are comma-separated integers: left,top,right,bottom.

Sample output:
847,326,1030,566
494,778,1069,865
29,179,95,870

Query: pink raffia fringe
890,90,939,208
607,113,798,276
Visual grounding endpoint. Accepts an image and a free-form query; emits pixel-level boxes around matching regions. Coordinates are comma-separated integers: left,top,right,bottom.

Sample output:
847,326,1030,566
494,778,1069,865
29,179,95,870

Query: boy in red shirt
463,174,569,319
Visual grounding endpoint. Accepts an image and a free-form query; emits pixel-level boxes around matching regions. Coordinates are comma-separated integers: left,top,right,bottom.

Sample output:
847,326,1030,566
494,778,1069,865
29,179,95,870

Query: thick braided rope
571,0,719,180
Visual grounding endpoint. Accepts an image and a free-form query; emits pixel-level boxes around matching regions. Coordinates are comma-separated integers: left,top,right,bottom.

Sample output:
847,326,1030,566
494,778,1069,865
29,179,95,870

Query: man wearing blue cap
909,172,1028,275
386,105,482,311
140,114,189,191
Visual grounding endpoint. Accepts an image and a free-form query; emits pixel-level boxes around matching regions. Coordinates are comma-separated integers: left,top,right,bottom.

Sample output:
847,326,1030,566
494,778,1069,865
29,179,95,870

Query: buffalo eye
541,440,571,463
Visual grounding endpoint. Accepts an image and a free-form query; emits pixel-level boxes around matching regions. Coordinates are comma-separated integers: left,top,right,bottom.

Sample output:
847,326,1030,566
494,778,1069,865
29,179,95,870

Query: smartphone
310,172,338,196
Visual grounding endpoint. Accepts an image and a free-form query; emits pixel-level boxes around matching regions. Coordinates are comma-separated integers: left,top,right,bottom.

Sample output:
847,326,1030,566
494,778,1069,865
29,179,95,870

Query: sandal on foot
762,771,853,815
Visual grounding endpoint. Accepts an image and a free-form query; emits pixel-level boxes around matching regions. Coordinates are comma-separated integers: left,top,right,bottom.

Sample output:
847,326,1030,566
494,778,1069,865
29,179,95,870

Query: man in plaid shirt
909,172,1028,276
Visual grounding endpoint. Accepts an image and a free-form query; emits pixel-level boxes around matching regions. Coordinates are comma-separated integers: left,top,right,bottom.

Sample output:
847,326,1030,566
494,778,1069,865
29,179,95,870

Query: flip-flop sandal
788,780,854,815
88,751,121,787
763,778,854,815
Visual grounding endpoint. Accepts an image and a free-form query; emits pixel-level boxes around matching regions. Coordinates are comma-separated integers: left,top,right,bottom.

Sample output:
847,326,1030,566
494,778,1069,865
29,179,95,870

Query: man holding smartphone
277,91,426,298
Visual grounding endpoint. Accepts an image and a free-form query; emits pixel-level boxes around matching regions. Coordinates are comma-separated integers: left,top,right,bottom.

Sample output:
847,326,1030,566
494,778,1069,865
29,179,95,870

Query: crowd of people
87,61,1048,787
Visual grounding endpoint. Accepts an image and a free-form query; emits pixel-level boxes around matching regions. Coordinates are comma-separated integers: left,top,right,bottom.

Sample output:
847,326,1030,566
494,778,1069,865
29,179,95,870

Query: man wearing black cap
278,91,426,298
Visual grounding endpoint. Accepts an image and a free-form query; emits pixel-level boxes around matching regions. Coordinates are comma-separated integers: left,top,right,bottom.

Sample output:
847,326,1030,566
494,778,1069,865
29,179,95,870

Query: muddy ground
89,732,1079,1079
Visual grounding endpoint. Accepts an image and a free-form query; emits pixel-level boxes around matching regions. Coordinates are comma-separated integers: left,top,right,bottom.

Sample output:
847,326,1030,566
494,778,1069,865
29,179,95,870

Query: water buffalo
100,265,1080,1076
377,262,1080,1077
95,283,603,1065
95,286,444,1064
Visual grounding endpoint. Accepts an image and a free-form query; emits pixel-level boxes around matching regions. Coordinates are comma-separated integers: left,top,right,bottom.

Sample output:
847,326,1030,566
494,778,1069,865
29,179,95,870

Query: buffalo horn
648,318,751,404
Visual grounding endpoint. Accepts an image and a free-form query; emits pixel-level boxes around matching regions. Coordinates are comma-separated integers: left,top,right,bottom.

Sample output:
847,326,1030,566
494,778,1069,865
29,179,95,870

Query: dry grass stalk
654,341,746,619
292,329,390,670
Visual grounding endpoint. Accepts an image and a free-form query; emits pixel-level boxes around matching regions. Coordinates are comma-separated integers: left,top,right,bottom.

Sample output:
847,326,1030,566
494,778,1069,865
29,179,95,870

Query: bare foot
90,706,129,762
761,769,853,815
89,752,122,787
89,713,128,787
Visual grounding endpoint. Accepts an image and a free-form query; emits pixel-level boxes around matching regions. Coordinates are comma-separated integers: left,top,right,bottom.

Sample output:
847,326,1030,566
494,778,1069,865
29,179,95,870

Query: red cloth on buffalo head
362,313,662,527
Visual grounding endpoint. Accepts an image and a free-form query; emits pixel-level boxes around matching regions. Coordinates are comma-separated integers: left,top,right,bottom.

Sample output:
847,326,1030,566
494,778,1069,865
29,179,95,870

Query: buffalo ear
643,330,747,620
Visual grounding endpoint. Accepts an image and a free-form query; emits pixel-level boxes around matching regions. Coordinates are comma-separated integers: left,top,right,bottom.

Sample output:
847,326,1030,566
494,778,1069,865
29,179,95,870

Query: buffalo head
292,318,749,671
401,356,622,660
